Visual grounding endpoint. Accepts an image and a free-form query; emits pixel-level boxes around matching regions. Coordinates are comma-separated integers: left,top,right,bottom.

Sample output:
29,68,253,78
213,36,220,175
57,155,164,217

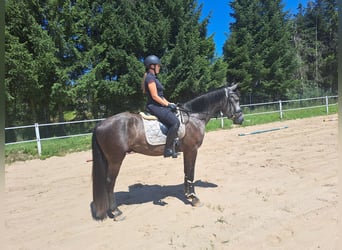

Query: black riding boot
164,126,179,158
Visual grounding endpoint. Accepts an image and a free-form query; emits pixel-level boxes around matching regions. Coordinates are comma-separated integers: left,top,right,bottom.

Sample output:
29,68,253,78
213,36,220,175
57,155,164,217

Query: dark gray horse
91,84,243,220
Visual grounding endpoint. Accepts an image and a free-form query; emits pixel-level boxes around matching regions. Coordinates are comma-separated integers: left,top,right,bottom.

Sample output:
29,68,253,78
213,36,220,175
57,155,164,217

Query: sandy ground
4,115,338,250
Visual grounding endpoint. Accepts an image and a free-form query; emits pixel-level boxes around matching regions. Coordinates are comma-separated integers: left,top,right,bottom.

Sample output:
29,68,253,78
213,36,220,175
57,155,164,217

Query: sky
198,0,309,56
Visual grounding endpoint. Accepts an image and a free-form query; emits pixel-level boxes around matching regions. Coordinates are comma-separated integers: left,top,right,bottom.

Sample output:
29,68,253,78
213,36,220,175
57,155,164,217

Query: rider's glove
167,103,177,112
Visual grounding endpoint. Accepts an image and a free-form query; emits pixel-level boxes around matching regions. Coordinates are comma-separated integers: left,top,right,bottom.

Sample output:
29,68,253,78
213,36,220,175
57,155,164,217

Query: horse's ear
229,82,239,90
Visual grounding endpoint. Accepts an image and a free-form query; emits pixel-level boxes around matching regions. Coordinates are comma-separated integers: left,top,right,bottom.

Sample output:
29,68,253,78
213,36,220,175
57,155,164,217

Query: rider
142,55,180,158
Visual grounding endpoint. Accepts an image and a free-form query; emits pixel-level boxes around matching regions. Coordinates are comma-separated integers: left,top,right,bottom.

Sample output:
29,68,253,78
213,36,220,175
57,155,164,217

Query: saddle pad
142,119,167,145
142,119,186,146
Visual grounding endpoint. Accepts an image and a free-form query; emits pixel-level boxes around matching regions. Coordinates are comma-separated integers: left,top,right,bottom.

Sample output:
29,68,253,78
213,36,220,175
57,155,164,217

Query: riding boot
164,126,179,158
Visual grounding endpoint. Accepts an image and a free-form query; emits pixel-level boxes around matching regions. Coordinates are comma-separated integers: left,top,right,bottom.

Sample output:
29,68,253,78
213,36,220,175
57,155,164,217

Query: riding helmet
144,55,161,68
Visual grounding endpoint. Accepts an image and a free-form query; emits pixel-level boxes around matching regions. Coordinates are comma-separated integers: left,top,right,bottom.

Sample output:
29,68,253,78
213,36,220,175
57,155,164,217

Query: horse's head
223,84,244,125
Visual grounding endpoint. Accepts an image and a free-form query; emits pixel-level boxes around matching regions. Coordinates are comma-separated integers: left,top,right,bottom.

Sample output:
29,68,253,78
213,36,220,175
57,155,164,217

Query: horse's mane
183,87,226,113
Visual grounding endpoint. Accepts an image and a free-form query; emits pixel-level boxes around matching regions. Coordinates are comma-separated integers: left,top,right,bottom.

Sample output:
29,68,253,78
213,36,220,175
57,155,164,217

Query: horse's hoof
108,208,125,221
186,193,202,207
90,202,107,220
191,196,202,207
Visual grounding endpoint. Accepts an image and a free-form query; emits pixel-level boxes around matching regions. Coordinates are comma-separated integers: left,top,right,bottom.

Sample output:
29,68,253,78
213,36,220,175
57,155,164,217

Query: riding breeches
146,104,180,131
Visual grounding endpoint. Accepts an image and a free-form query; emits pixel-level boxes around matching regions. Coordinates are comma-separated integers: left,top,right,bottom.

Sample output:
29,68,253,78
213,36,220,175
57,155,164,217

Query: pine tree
5,0,226,123
223,0,298,103
159,0,226,102
45,0,93,120
293,0,337,97
73,0,224,116
5,0,59,125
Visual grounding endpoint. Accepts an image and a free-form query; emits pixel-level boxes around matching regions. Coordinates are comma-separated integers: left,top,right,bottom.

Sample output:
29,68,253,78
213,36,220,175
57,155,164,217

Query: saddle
139,111,185,146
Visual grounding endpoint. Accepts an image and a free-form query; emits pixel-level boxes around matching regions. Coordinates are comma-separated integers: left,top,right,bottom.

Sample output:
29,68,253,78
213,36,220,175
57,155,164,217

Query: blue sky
198,0,309,56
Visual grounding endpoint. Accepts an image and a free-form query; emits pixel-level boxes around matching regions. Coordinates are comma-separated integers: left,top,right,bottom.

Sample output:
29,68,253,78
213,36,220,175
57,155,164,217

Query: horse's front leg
183,149,201,207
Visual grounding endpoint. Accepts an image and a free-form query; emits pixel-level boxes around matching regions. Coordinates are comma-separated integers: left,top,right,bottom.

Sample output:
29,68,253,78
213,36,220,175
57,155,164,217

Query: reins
176,106,192,124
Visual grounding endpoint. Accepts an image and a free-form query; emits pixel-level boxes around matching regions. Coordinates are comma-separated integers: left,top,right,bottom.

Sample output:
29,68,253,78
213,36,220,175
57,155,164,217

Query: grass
5,142,39,163
207,104,338,130
5,105,338,164
5,135,91,164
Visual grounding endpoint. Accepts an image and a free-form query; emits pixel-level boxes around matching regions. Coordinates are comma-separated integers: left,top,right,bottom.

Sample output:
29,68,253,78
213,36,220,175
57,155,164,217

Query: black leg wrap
184,178,195,199
184,178,201,206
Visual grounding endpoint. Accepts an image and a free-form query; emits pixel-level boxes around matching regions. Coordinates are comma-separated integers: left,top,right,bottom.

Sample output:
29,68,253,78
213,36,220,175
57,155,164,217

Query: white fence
5,118,105,156
241,95,338,118
5,95,338,156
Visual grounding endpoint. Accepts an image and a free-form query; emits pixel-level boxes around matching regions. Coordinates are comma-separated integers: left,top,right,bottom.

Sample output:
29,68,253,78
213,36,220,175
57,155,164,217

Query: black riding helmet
144,55,161,68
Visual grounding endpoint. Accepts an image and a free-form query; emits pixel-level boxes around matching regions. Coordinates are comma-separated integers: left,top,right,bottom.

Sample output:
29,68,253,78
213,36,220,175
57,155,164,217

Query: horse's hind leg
106,155,125,220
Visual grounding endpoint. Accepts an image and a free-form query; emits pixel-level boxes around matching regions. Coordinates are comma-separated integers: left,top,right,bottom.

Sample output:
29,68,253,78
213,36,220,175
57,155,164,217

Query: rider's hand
167,103,177,112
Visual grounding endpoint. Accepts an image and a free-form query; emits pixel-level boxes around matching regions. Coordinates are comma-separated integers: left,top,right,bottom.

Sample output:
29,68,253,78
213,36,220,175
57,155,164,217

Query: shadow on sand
115,180,218,206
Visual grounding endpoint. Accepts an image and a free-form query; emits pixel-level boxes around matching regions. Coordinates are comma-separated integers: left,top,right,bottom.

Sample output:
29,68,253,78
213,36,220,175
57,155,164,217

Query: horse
91,84,244,220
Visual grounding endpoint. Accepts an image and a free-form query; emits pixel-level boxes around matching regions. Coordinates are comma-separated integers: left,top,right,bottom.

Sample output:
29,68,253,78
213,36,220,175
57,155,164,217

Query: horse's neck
185,94,225,124
202,102,223,124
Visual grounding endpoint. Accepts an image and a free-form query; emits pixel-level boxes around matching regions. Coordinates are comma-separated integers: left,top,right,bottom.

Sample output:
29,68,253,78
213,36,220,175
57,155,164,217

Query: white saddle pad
142,118,185,146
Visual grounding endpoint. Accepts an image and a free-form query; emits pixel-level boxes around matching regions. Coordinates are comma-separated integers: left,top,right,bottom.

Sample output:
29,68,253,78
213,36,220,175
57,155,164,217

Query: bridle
224,87,241,120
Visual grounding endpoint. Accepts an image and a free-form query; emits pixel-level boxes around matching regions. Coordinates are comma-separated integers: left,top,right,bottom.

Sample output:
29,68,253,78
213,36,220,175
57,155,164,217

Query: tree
223,0,298,103
44,0,92,120
158,0,227,102
73,0,225,117
5,0,59,125
5,0,227,124
72,0,147,118
293,0,337,97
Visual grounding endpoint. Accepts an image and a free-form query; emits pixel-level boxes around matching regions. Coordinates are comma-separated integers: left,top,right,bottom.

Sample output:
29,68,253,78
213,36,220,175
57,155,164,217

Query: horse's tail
91,127,109,220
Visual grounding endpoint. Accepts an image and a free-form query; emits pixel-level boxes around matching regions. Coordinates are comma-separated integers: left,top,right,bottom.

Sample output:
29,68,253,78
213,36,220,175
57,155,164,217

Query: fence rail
5,95,338,156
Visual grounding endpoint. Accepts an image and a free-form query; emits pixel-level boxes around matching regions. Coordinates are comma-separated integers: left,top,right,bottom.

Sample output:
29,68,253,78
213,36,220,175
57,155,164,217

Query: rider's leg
162,111,180,158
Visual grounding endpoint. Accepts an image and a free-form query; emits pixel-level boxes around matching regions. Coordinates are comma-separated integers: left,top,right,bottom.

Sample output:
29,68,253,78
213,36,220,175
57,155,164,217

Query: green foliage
39,136,91,159
224,0,299,103
224,0,337,104
293,0,338,97
5,0,67,125
5,142,39,164
5,135,92,164
5,0,224,124
64,111,76,121
5,0,338,130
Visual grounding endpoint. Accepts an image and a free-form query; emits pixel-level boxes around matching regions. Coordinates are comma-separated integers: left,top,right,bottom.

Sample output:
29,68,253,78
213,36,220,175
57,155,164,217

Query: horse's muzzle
233,112,244,125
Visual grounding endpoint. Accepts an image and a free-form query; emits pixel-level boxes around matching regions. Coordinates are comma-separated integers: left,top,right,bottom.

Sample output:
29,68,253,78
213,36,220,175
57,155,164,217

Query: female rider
141,55,180,158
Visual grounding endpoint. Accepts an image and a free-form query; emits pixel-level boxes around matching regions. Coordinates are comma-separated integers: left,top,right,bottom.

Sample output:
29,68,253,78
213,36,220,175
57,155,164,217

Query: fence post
279,100,283,119
325,96,329,114
34,123,42,156
220,112,224,128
